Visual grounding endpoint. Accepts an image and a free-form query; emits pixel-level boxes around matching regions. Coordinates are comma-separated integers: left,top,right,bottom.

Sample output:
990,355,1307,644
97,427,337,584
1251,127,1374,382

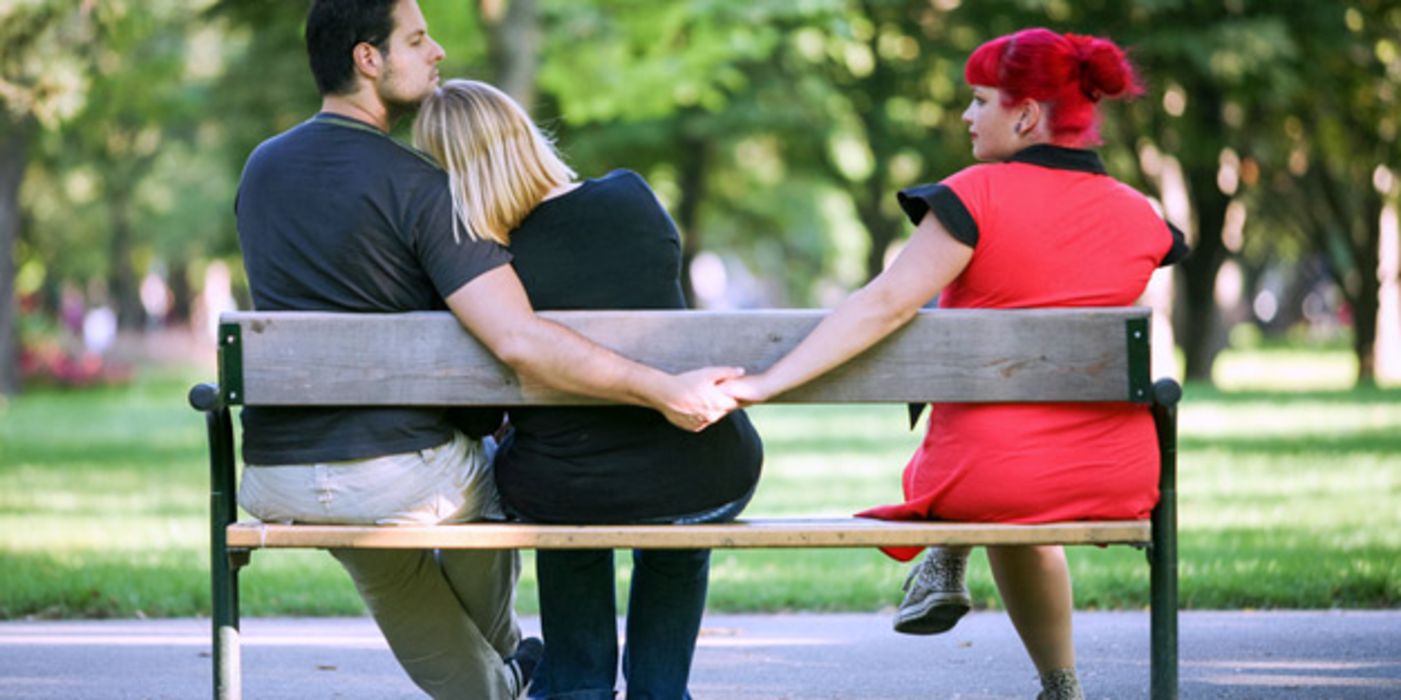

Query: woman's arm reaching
722,211,973,404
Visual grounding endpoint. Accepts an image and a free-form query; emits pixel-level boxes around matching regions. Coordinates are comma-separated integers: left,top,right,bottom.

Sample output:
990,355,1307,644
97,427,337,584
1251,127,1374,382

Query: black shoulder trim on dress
896,183,979,248
1008,144,1106,174
1160,221,1191,267
907,403,926,430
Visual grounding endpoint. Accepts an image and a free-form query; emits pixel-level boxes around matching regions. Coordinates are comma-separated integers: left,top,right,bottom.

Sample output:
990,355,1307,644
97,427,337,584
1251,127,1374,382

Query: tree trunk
853,0,900,283
0,117,31,396
857,174,899,283
1303,160,1385,387
108,190,145,331
482,0,539,111
1350,190,1384,386
168,254,192,326
1176,162,1230,382
852,105,900,283
674,131,710,309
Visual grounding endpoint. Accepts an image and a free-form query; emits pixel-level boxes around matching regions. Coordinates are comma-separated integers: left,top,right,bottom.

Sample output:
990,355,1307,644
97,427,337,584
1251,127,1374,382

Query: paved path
2,611,1398,699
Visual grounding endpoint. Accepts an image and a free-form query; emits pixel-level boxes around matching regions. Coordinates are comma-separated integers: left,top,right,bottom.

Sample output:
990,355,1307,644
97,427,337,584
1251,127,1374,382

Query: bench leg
214,552,245,700
204,404,243,700
1150,380,1181,700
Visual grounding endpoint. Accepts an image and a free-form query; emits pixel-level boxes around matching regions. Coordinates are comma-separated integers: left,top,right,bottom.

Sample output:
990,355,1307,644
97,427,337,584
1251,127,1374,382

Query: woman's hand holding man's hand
658,366,744,432
655,367,781,432
717,373,776,407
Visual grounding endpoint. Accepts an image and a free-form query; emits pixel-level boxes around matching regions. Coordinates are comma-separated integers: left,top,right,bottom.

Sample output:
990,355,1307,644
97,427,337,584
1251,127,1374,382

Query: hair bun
1066,33,1137,101
964,27,1141,145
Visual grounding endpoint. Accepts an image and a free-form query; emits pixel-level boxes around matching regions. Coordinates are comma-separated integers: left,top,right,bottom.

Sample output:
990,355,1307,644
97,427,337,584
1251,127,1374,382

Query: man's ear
351,42,383,81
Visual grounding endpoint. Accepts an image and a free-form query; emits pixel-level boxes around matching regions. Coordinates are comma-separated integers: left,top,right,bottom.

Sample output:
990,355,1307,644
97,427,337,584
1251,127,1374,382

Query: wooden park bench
190,307,1182,700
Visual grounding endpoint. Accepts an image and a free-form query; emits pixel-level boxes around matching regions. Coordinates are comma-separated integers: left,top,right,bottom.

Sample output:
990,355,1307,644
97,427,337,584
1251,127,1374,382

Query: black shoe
506,637,544,697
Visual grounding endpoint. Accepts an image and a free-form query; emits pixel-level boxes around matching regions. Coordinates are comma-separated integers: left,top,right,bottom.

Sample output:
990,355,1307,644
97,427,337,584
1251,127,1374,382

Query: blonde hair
413,79,575,245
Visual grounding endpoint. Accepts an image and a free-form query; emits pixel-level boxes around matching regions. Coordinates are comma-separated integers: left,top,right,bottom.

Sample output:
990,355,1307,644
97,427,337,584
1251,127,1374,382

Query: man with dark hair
233,1,741,697
305,0,396,96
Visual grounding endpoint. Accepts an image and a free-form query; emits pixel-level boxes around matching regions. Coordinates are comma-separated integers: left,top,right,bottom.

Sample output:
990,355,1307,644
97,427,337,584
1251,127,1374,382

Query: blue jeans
528,493,752,700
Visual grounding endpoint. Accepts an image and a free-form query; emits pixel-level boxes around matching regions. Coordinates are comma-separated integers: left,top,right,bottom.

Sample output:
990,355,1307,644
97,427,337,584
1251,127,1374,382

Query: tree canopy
2,0,1397,395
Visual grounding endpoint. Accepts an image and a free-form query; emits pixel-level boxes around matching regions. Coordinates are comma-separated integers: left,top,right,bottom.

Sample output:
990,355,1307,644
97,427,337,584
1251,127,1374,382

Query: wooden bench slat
224,307,1149,406
226,518,1152,550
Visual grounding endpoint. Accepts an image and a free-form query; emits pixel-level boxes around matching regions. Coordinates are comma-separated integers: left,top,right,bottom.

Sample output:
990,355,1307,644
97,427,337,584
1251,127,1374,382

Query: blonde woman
415,80,762,700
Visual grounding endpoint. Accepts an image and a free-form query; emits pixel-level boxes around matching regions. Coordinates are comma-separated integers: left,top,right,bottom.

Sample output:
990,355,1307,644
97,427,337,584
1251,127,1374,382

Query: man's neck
320,93,392,133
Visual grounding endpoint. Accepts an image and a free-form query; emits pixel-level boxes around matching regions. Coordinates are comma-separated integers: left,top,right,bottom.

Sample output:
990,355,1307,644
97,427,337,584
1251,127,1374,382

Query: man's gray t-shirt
234,113,510,465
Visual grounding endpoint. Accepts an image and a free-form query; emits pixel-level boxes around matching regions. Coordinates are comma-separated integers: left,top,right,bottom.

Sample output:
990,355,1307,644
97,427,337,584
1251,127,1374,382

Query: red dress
856,145,1187,561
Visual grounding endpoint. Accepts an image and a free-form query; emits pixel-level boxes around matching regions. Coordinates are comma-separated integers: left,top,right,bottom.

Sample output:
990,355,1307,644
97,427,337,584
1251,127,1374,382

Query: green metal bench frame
190,308,1181,700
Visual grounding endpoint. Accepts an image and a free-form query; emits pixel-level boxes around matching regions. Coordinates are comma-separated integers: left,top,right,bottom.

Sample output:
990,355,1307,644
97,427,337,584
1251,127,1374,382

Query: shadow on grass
0,549,363,620
0,443,204,471
0,551,210,619
1183,383,1401,405
1174,530,1400,609
1179,427,1401,455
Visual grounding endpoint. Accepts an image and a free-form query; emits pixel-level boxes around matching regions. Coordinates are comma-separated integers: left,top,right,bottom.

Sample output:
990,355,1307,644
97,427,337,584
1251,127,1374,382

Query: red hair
964,28,1142,146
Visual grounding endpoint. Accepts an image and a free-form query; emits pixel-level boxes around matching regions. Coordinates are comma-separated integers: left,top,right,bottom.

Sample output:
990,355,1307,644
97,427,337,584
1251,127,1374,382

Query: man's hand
657,366,745,432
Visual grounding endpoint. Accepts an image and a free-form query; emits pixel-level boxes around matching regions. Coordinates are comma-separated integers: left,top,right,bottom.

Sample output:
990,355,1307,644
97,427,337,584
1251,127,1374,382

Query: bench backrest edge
217,307,1152,406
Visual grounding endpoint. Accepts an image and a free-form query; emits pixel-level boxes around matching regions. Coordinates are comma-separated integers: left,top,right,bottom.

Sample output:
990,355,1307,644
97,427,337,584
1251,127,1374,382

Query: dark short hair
305,0,399,96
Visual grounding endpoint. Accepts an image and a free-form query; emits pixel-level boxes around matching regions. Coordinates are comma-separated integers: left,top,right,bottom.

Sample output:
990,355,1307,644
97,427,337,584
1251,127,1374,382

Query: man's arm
445,265,740,431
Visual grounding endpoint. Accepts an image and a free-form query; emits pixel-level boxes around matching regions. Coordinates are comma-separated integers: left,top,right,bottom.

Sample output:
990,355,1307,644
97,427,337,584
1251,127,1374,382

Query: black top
897,145,1190,266
235,113,511,465
494,170,763,523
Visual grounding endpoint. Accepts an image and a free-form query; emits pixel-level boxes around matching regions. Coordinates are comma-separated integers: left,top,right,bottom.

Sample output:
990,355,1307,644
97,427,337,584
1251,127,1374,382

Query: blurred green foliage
2,0,1399,390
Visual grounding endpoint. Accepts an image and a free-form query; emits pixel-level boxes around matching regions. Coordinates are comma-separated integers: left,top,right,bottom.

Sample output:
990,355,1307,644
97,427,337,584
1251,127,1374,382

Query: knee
332,548,431,595
987,544,1065,568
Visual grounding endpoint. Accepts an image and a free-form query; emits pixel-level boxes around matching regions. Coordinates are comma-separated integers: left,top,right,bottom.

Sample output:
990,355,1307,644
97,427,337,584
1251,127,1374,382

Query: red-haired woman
722,28,1188,699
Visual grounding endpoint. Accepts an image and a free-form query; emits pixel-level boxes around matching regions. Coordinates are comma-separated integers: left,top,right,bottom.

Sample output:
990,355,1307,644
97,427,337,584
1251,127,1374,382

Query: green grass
1,351,1398,619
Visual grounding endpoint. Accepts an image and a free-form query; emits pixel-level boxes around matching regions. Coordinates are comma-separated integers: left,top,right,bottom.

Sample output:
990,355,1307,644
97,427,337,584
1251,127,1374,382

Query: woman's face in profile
961,85,1023,162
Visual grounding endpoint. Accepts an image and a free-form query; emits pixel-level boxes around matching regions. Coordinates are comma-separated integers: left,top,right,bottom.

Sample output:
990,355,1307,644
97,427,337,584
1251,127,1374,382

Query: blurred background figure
139,268,172,331
196,260,239,342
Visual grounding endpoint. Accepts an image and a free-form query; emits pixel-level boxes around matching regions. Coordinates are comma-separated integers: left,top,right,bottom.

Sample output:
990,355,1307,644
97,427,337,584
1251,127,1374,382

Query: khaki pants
240,432,522,700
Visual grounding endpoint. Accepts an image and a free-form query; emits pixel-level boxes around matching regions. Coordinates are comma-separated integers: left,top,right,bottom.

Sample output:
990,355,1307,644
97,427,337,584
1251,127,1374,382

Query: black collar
1007,144,1106,175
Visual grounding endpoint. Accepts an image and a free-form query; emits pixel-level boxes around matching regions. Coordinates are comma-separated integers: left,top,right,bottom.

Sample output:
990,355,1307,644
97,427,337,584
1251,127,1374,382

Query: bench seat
226,517,1152,550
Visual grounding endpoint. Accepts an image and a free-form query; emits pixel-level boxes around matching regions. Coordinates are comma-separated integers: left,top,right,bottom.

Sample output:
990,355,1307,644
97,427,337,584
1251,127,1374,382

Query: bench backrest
215,307,1151,407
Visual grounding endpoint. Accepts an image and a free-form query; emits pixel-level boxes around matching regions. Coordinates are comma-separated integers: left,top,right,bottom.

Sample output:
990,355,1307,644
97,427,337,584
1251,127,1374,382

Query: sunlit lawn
0,345,1398,619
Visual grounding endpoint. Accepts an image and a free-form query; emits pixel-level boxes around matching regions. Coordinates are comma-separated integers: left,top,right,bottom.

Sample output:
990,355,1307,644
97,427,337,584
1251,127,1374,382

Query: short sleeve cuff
434,247,513,300
896,183,979,248
1160,222,1190,266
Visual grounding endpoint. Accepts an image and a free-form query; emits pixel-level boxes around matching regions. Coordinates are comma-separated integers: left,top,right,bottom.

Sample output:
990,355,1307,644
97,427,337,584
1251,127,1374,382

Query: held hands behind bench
717,372,779,407
448,266,741,432
446,227,969,433
656,366,746,432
